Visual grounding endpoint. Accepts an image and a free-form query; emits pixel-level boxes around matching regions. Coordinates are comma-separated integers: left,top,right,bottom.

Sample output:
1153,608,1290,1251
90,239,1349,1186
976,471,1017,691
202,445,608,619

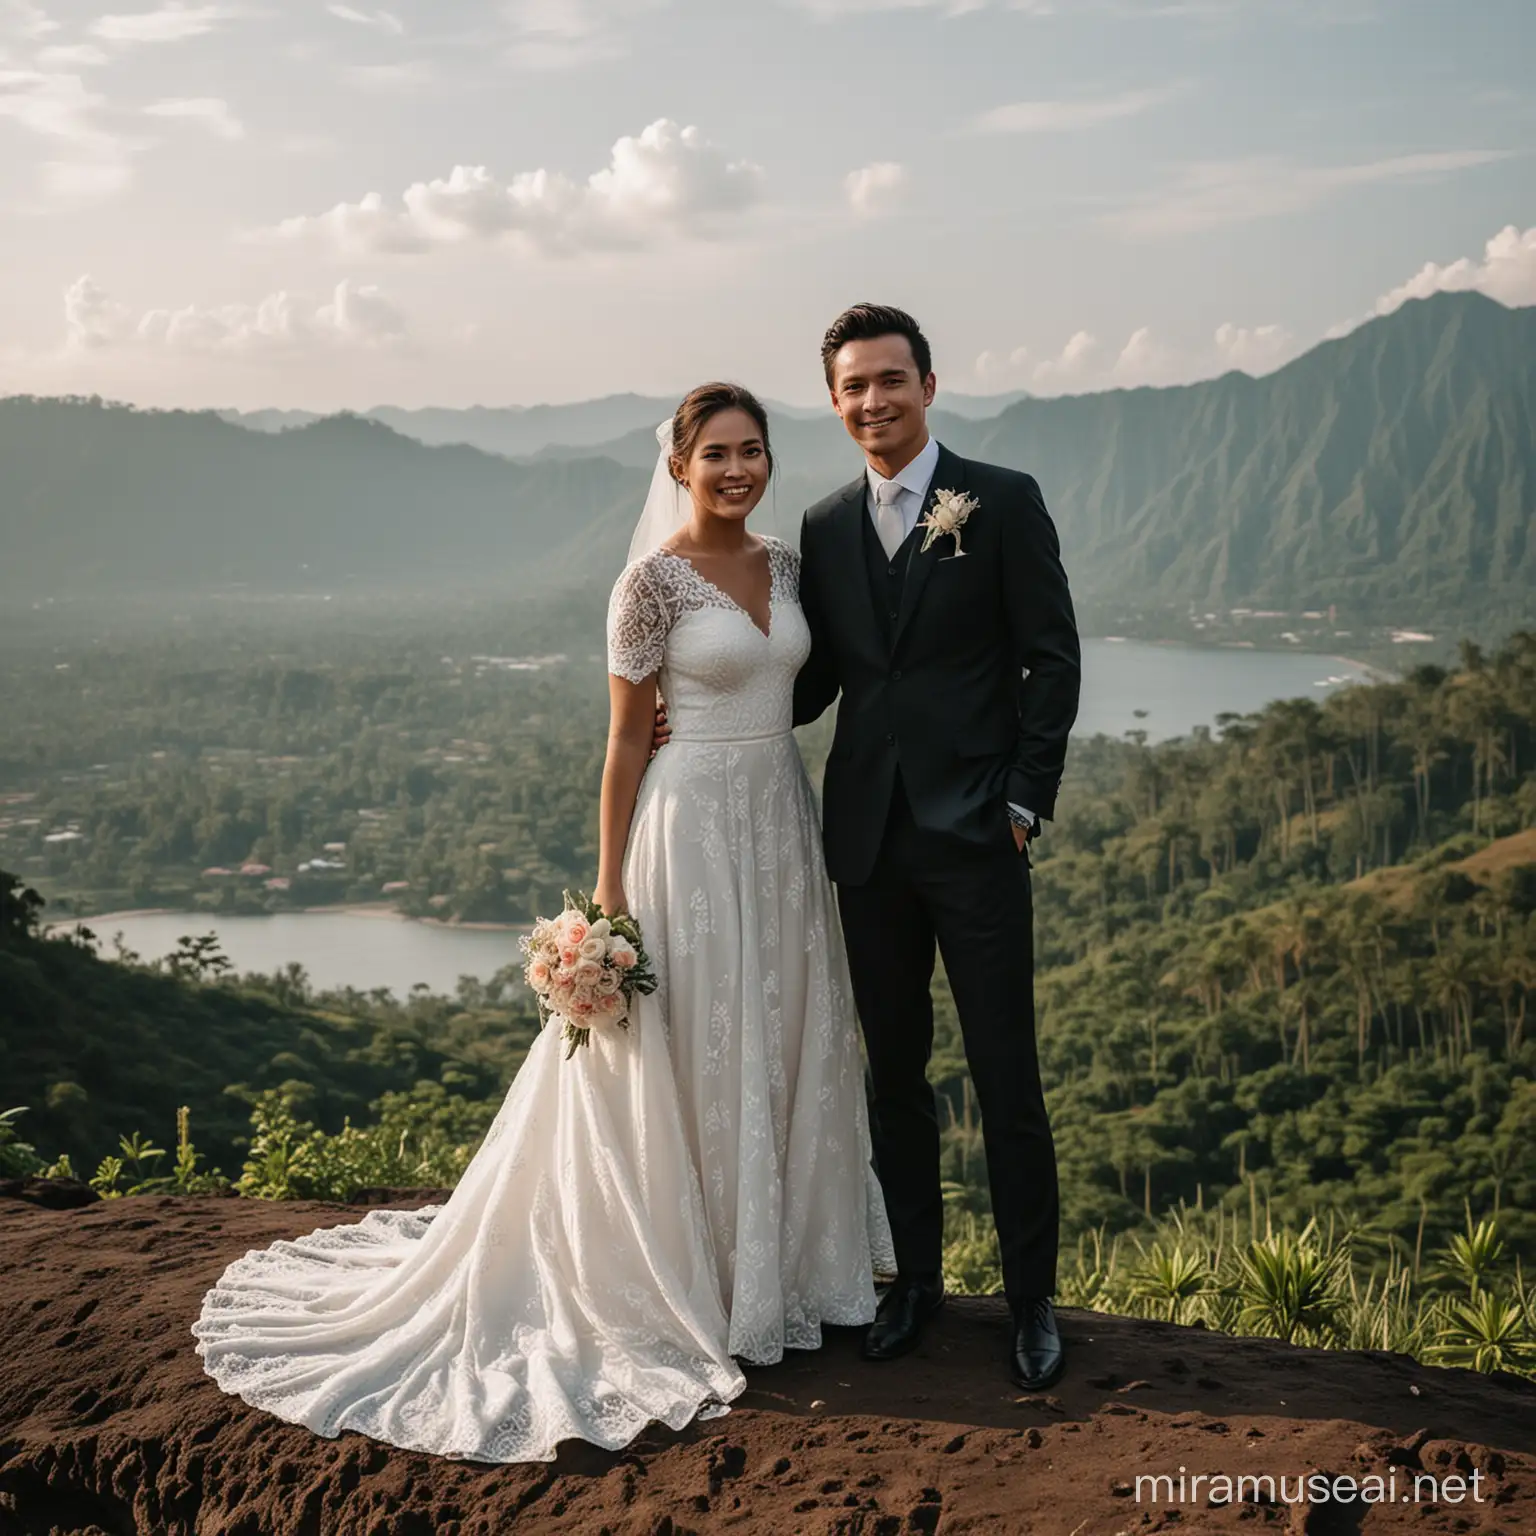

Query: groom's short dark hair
821,304,932,386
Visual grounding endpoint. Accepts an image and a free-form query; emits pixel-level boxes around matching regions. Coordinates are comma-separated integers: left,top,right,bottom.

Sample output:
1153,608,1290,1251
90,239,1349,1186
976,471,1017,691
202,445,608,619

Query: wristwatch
1006,803,1039,840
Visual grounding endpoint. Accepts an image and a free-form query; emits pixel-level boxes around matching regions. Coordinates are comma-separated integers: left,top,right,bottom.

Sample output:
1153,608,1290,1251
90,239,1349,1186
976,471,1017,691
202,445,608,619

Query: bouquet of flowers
520,891,658,1058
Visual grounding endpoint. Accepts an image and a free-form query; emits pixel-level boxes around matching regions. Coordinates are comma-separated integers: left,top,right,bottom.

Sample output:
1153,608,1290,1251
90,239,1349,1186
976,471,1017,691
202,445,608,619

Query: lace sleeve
765,535,801,595
606,559,670,683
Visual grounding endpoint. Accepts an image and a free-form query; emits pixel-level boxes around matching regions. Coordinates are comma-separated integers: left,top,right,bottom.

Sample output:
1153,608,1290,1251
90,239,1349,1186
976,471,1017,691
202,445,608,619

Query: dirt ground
1,1186,1531,1535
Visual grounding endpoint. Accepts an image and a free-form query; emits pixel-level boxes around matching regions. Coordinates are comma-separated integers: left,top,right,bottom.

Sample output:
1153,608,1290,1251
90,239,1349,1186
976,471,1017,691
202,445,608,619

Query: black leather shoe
1009,1296,1065,1391
862,1277,945,1361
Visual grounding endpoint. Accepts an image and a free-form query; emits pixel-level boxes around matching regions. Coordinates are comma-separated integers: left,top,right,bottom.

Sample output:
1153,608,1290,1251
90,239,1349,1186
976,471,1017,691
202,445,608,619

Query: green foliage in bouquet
523,890,658,1059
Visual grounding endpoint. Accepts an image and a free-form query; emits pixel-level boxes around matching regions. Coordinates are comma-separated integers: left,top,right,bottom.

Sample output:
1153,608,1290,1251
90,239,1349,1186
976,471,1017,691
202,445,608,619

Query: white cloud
0,67,136,200
974,344,1030,382
500,0,665,70
267,119,764,257
1109,325,1179,384
0,66,102,139
1109,149,1513,237
1032,328,1100,387
969,83,1184,135
1317,223,1536,345
791,0,992,15
844,161,907,217
981,317,1300,395
1213,320,1296,371
2,1,58,39
64,273,408,353
144,94,243,138
326,3,403,33
1371,223,1536,314
90,5,247,43
62,274,129,345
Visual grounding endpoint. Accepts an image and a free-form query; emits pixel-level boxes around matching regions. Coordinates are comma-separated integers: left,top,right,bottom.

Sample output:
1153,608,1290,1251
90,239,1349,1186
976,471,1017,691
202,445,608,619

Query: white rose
578,932,607,962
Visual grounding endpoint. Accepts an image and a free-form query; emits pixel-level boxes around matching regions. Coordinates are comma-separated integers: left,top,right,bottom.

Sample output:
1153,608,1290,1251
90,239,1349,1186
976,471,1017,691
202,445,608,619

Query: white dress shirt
864,432,941,547
863,436,1037,836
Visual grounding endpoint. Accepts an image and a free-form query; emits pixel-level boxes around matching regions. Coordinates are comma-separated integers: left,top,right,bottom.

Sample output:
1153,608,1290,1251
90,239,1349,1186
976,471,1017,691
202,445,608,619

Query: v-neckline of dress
658,546,774,642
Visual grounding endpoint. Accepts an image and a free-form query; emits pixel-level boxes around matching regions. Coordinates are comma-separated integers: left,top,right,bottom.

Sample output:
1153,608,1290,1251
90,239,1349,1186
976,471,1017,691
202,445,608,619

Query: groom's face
827,334,937,469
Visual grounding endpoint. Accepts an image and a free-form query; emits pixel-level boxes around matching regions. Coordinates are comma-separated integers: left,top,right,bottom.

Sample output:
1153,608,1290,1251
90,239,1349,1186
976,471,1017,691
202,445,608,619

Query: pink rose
559,946,580,970
608,940,638,969
527,959,551,991
566,918,589,946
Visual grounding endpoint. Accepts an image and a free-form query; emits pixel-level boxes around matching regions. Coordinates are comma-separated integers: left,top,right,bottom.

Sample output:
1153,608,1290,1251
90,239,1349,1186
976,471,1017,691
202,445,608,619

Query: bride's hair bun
668,383,773,482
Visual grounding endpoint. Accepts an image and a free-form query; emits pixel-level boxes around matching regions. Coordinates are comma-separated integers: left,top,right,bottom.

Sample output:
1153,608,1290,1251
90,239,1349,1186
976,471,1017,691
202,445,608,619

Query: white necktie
874,478,906,561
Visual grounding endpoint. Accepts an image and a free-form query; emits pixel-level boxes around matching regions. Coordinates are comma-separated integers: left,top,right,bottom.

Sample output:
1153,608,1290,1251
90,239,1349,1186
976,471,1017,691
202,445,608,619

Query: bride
192,382,894,1464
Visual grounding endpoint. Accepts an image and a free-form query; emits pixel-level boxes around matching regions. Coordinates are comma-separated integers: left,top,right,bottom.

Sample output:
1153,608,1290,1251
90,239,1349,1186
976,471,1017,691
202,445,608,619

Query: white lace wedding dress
192,535,893,1463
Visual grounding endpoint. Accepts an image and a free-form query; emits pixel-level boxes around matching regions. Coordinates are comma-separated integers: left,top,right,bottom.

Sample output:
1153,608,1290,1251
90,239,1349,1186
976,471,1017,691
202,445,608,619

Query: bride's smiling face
674,408,771,525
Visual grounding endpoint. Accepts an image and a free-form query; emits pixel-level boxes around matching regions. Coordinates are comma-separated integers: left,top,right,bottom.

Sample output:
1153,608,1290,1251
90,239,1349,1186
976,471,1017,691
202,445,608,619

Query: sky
1,0,1532,410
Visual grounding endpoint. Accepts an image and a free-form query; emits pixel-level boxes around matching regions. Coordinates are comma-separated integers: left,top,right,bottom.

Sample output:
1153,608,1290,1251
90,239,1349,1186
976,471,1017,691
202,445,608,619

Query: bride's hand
594,881,628,918
649,702,671,759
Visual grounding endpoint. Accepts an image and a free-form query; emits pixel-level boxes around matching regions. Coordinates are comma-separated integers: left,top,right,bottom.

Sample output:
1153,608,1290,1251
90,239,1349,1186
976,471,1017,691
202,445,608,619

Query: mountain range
2,294,1530,621
217,389,1031,458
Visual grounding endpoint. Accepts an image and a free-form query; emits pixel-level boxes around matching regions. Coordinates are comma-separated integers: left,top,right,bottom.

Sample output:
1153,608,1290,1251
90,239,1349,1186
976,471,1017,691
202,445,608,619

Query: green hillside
960,291,1535,617
3,628,1532,1265
0,402,646,593
0,874,538,1174
2,294,1531,633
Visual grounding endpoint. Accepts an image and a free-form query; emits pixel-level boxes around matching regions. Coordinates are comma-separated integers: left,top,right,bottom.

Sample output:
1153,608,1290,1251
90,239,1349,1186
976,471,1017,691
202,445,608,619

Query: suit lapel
826,473,883,653
892,444,964,651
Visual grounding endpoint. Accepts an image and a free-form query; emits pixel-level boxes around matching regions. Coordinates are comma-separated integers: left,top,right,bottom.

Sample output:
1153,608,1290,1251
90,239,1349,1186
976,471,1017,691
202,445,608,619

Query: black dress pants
836,778,1059,1303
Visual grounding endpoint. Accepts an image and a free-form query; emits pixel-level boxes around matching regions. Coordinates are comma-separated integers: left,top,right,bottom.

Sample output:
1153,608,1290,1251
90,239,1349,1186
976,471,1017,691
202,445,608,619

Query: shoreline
1088,634,1394,680
48,904,531,934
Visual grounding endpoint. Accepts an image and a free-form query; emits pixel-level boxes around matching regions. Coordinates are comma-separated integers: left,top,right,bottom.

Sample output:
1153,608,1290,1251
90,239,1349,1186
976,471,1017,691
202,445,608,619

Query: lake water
81,911,523,998
82,641,1375,994
1075,639,1376,743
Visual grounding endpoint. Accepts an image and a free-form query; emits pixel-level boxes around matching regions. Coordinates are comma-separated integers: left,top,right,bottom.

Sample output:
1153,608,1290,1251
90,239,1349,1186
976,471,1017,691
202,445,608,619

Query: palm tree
1399,687,1446,845
1494,941,1533,1056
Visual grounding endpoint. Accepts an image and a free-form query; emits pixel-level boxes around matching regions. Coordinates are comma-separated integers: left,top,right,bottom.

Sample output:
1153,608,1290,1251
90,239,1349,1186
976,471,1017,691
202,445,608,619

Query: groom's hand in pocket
650,702,671,758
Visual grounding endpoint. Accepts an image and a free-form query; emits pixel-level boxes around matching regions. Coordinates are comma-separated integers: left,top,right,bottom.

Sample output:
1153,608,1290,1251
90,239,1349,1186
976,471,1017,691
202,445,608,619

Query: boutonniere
918,488,979,556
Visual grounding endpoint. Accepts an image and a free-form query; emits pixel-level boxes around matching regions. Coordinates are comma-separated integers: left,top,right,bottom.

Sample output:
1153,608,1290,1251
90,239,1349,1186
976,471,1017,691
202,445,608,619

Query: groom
793,303,1080,1390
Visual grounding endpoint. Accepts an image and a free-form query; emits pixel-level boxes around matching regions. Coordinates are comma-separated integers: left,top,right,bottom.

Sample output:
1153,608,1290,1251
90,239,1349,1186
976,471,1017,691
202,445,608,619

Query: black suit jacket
793,444,1080,887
